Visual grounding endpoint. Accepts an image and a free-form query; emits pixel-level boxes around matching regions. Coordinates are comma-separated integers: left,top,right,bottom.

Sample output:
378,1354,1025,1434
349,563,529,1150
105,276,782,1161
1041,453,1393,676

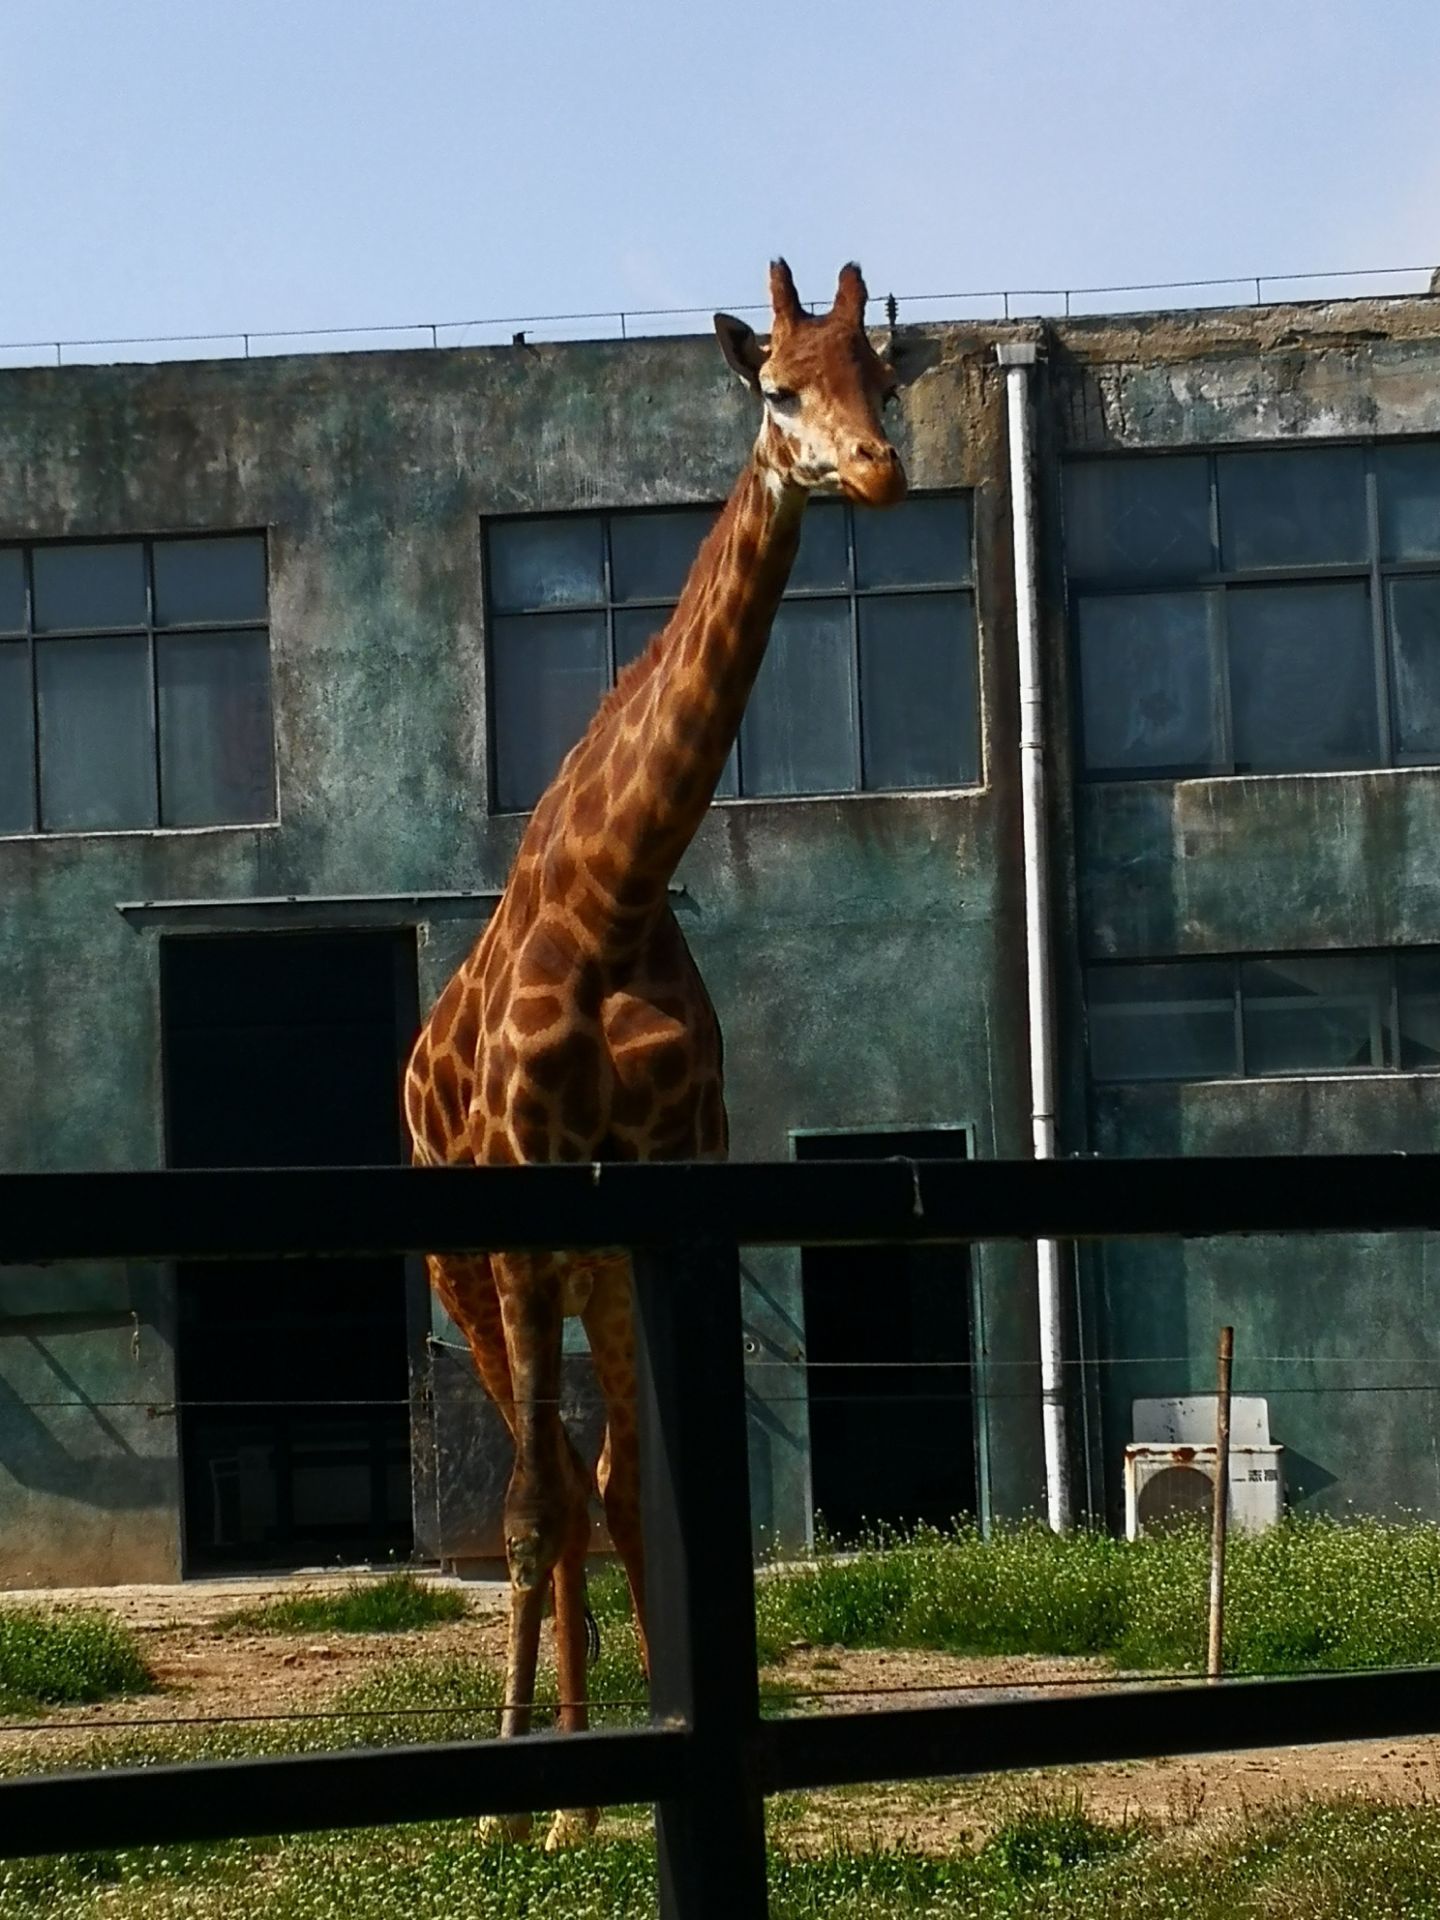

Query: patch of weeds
584,1561,636,1628
0,1606,151,1710
755,1514,1440,1677
754,1521,1129,1661
215,1573,468,1636
983,1792,1133,1880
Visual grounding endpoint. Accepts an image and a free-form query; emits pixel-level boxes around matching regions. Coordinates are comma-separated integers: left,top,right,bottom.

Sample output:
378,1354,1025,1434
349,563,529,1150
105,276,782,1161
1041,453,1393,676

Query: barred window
1087,950,1440,1083
484,495,977,813
0,535,274,835
1066,443,1440,779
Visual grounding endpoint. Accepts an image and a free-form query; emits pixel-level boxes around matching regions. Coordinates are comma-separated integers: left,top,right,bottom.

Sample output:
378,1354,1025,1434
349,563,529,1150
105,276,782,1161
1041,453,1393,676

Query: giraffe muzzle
841,443,907,507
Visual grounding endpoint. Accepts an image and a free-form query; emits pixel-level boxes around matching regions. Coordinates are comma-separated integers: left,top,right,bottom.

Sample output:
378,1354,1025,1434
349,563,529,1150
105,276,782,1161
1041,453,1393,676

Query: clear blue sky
5,0,1439,350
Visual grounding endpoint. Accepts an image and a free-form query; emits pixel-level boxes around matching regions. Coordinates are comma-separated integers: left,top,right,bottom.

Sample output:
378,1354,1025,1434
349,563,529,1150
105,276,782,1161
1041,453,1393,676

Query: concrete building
2,288,1440,1583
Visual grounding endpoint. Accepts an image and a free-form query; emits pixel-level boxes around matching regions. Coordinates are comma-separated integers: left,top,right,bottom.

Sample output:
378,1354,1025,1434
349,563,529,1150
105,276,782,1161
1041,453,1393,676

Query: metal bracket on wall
115,891,505,935
117,884,690,936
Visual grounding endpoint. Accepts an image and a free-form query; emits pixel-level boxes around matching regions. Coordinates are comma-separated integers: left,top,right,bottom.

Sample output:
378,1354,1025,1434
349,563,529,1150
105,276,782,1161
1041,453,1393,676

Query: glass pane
609,509,715,602
855,494,971,588
1077,592,1221,774
789,501,849,591
1397,953,1440,1069
0,643,34,832
614,605,666,673
1087,962,1237,1082
1064,458,1212,586
0,550,24,632
1378,443,1440,562
32,543,146,631
859,593,976,789
615,607,735,794
488,517,604,614
491,611,607,811
36,635,154,830
153,537,267,626
1241,955,1390,1075
1227,583,1378,772
1388,577,1440,760
157,630,275,827
1217,447,1368,570
740,599,855,796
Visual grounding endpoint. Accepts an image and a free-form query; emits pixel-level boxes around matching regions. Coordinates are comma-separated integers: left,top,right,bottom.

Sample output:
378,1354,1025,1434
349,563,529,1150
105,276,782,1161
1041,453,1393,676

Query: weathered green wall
0,323,1043,1581
1050,300,1440,1520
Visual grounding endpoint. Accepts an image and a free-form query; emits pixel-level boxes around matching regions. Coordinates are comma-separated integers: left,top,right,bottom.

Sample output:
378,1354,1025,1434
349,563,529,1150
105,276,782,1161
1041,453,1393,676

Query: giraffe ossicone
405,258,906,1847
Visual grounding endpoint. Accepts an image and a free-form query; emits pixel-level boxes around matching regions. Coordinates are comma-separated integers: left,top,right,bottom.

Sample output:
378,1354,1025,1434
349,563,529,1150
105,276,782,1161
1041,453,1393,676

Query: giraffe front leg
476,1579,545,1846
544,1520,601,1851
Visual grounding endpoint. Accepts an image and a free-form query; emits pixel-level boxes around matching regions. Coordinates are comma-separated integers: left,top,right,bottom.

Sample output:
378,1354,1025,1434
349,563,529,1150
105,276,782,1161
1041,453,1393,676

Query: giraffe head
714,260,907,507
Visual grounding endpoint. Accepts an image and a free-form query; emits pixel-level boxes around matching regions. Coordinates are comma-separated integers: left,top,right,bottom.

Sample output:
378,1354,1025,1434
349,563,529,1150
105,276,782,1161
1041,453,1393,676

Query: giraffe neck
538,454,806,940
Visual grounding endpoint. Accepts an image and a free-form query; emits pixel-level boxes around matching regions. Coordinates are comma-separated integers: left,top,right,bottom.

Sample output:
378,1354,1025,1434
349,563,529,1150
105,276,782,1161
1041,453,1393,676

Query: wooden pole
1207,1326,1235,1680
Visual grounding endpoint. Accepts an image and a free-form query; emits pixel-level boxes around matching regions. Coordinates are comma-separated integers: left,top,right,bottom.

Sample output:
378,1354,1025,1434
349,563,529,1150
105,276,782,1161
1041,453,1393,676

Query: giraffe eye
763,387,797,409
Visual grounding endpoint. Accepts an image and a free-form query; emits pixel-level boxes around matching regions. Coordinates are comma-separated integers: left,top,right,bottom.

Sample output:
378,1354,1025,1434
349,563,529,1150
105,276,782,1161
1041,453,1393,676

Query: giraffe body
405,261,905,1844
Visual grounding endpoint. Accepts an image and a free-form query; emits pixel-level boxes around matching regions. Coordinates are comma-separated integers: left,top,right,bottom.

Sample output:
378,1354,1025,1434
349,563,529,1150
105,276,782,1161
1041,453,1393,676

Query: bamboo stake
1207,1326,1235,1680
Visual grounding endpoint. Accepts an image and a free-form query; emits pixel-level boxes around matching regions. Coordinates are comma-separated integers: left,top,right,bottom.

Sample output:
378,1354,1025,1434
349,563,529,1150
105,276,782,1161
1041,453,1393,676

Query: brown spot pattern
400,256,904,1795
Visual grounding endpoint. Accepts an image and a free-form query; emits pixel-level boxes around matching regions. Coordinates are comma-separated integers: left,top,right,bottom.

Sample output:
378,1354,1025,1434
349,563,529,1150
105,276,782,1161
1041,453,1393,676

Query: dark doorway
798,1129,976,1542
163,932,418,1573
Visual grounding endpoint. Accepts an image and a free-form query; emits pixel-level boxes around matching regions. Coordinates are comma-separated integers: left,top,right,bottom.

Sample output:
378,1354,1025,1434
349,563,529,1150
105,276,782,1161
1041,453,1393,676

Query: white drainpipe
996,340,1073,1532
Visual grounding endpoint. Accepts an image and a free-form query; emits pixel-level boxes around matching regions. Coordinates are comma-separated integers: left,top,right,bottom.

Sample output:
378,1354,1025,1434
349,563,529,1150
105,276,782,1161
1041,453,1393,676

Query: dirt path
4,1578,1437,1852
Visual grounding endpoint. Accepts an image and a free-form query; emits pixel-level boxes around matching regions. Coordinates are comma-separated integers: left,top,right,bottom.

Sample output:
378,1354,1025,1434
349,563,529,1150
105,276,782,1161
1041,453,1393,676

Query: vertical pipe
1207,1325,1235,1680
997,342,1073,1532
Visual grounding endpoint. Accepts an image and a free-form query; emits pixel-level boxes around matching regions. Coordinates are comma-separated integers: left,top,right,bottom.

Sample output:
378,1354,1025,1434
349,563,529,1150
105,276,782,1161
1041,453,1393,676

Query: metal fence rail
4,1155,1440,1919
6,1153,1440,1263
1,263,1433,366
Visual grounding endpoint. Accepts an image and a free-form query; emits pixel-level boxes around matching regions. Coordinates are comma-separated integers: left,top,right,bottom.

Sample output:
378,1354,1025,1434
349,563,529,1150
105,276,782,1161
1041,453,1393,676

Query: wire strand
2,1658,1433,1739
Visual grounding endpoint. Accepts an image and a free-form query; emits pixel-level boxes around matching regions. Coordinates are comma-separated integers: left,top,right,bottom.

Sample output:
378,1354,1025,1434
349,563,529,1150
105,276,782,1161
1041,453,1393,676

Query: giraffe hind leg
581,1259,649,1675
426,1253,536,1843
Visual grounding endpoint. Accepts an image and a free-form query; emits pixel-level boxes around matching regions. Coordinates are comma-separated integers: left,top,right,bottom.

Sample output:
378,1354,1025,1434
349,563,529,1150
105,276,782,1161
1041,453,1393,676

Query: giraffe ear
714,312,767,393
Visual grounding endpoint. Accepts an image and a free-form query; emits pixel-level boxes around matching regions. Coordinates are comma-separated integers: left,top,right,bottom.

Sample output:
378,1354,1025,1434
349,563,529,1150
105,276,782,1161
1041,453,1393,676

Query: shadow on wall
0,1323,173,1509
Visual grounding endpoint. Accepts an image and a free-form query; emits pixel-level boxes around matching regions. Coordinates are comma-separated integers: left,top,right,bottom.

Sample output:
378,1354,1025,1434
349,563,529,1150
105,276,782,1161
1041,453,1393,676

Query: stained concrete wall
0,323,1045,1582
1045,297,1440,1519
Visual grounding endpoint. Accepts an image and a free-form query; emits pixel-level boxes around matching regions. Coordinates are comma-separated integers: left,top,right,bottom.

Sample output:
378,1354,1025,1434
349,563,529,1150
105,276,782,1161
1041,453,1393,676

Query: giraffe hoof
544,1807,599,1851
478,1811,534,1845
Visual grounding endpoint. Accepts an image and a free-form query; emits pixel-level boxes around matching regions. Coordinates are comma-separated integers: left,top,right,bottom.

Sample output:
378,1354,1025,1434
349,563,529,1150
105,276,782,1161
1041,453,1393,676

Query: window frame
481,492,978,815
0,531,275,838
1085,947,1440,1085
1066,441,1440,781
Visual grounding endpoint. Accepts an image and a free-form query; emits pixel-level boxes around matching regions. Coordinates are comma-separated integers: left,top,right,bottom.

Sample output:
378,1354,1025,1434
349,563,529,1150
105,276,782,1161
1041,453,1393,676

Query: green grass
0,1605,151,1712
16,1521,1440,1913
753,1514,1440,1674
214,1573,469,1636
10,1795,1440,1918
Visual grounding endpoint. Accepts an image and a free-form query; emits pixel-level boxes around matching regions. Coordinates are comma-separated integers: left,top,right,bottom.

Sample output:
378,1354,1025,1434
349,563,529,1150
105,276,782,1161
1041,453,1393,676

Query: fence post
1207,1325,1234,1679
632,1243,769,1920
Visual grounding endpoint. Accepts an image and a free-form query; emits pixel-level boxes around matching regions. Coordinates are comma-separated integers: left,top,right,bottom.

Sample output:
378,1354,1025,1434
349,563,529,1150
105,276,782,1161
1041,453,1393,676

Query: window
1066,443,1440,778
1086,950,1440,1083
0,535,274,834
484,495,976,813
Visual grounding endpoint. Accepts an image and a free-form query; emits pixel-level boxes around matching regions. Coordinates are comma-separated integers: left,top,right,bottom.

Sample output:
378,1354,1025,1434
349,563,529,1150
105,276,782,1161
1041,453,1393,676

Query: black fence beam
762,1665,1440,1793
6,1156,1440,1266
0,1726,689,1859
634,1244,769,1920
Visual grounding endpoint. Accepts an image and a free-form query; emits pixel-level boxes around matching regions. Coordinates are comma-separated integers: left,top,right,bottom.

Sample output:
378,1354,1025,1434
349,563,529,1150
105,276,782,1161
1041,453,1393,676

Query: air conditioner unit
1124,1395,1284,1540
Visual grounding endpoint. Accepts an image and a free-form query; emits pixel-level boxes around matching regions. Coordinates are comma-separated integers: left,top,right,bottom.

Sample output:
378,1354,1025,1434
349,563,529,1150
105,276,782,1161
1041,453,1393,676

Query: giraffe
404,259,906,1846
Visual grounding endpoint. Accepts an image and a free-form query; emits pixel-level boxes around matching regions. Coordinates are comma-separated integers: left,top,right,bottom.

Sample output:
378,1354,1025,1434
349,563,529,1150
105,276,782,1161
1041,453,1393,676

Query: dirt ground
4,1573,1438,1851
